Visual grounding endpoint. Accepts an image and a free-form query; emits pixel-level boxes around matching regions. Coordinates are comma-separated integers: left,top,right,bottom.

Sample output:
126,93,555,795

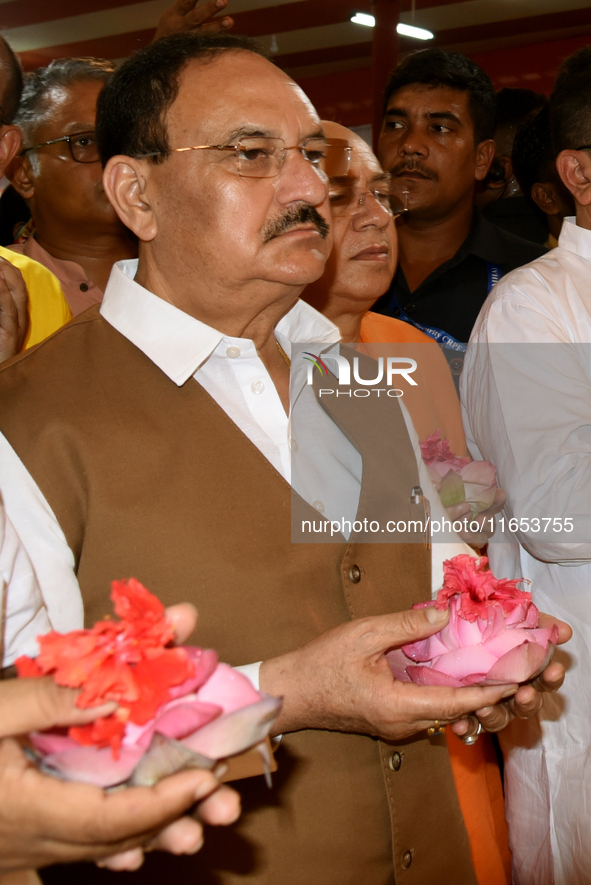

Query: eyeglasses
575,144,591,152
134,136,351,178
328,185,408,217
21,130,99,163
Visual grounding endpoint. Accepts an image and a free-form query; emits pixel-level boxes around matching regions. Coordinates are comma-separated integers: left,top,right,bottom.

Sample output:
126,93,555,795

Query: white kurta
462,217,591,885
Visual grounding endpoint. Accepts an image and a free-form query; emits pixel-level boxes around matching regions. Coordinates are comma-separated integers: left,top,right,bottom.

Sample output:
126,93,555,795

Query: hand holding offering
16,579,281,789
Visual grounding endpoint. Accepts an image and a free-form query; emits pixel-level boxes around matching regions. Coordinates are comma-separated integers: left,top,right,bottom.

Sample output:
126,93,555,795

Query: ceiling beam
0,0,461,31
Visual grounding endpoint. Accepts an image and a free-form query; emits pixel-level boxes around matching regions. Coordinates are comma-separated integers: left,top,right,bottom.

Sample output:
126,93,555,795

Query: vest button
79,282,89,292
388,752,402,771
401,850,413,869
349,564,361,583
405,303,416,313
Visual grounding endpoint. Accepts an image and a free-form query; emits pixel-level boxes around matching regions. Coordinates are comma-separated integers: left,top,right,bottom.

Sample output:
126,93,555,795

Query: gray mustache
262,205,330,243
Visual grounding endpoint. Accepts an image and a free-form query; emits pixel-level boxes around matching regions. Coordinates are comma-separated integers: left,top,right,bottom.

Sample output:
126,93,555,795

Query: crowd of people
0,1,589,883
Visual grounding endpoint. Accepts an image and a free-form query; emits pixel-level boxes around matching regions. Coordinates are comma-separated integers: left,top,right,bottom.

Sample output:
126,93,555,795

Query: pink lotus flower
17,580,282,788
420,429,497,516
387,555,558,688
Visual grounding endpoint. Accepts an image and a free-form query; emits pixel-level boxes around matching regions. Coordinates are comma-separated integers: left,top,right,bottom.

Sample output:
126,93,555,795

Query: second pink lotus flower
420,429,497,516
387,555,558,687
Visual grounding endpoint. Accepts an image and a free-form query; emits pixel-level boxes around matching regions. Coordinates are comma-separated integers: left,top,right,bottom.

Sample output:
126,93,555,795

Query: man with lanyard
373,49,544,373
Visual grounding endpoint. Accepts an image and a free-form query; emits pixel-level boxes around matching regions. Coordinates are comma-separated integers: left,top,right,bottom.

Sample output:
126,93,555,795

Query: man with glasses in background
7,0,234,318
9,57,133,316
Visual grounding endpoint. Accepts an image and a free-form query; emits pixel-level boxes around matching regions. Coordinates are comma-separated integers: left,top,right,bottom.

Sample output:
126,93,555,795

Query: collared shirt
9,237,103,318
462,216,591,885
0,502,51,666
100,261,346,490
0,260,464,669
373,210,546,344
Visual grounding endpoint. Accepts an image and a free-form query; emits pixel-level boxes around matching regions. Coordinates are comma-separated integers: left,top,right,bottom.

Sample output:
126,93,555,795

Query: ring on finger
461,721,483,745
427,720,445,736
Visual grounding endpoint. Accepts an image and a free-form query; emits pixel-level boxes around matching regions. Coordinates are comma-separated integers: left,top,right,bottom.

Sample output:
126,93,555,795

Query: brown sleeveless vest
0,308,477,885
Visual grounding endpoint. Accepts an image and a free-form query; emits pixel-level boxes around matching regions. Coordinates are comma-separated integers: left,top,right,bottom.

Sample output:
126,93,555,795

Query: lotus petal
41,745,143,788
467,487,498,515
142,700,223,746
195,662,262,713
255,738,275,789
427,462,458,480
480,604,506,643
30,731,79,755
481,628,539,659
459,460,496,487
400,633,450,662
447,610,487,649
182,694,282,759
406,665,467,688
385,649,413,682
168,647,219,698
483,640,549,684
429,645,499,681
438,470,466,507
512,604,539,629
127,733,215,787
531,626,559,646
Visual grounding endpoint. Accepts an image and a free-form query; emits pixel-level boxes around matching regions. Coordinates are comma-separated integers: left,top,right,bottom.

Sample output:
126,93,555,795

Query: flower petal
385,649,413,681
196,663,262,713
483,640,549,684
168,647,219,698
181,694,282,760
438,470,466,507
128,733,216,788
40,745,143,788
428,645,499,681
406,665,466,688
29,731,78,755
459,460,497,487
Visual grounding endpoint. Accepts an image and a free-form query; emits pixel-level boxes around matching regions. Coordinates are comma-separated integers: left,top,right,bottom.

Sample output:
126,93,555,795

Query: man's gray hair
16,57,115,174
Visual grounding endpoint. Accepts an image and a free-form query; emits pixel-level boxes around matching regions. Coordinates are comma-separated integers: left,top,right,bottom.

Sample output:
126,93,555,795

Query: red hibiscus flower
15,578,195,752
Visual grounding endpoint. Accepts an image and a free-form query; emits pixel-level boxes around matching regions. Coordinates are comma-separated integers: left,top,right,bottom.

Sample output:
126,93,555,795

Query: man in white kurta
463,214,591,884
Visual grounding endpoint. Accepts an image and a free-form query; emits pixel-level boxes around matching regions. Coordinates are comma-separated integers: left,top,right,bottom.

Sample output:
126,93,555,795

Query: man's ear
10,155,35,200
0,125,21,174
556,150,591,206
102,156,157,242
531,181,563,217
474,139,496,182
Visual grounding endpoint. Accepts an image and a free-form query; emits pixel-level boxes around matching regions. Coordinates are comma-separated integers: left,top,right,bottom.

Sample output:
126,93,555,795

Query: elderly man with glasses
0,33,568,885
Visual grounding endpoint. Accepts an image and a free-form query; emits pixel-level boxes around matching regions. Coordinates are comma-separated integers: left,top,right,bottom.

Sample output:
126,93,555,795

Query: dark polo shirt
373,210,546,344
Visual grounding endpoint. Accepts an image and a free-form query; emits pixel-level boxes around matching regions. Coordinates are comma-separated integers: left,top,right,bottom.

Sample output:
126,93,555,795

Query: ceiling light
350,13,375,27
350,13,434,40
396,23,434,40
